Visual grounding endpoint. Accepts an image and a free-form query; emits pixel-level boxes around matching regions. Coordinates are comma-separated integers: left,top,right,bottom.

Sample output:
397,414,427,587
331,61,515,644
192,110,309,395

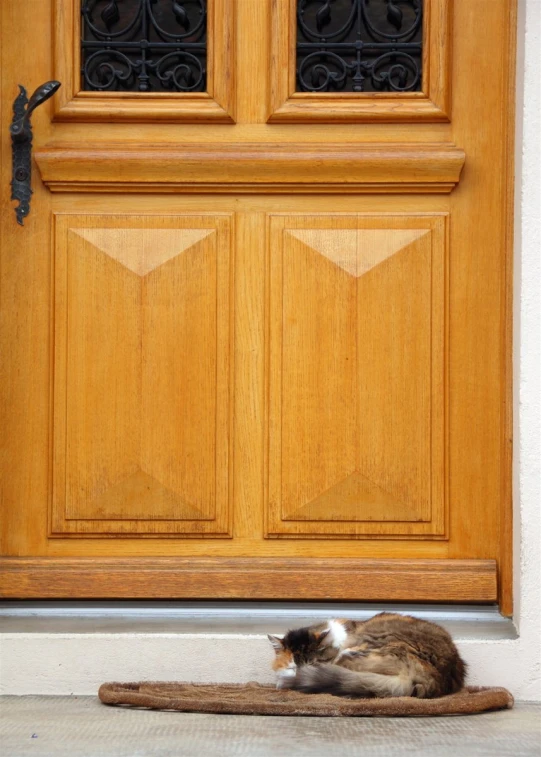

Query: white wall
502,0,541,701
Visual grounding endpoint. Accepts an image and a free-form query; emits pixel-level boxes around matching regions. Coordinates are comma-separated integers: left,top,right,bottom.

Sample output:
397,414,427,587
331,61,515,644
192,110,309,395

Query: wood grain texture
498,0,518,619
445,0,515,616
266,214,447,538
269,0,452,123
0,0,515,609
53,0,235,123
0,0,55,562
35,143,465,193
50,214,233,536
0,558,497,601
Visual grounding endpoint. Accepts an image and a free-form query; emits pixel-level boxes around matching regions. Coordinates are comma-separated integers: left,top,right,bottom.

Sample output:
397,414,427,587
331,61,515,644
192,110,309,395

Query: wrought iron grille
296,0,423,93
81,1,207,92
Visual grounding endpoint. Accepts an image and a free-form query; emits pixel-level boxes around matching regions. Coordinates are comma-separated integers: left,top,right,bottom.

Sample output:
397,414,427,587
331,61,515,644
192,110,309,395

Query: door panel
51,214,232,536
266,214,446,538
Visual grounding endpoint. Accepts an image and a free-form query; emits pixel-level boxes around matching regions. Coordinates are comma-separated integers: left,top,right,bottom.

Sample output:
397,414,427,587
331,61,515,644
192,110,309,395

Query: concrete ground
0,697,539,757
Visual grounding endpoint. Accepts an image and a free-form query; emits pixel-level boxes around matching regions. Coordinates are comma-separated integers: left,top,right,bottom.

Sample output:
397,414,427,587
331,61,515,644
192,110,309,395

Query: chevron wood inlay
73,470,204,521
72,228,214,276
288,229,429,277
284,472,419,523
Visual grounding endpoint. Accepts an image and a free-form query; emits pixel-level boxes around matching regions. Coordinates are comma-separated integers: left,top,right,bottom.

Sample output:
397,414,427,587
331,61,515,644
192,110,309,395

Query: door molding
35,143,465,194
0,557,497,601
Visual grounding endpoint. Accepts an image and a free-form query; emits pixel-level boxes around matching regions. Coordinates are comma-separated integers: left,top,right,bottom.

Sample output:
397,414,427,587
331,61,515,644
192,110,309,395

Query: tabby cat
268,612,466,699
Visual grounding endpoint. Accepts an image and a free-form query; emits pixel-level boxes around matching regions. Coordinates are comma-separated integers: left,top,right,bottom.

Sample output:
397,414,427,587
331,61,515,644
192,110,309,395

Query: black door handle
10,81,61,225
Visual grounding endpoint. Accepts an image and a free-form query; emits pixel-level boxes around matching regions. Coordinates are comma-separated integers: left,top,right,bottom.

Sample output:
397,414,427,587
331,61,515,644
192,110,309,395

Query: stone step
0,602,517,696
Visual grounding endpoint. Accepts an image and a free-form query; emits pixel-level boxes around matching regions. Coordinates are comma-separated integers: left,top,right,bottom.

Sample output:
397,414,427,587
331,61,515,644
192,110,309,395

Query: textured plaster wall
508,0,541,700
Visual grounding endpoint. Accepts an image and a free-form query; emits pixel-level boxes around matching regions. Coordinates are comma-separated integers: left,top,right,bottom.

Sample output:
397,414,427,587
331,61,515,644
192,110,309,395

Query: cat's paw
275,667,297,689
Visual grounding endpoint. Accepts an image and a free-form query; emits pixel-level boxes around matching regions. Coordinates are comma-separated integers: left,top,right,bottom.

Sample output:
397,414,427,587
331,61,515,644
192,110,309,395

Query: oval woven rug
99,682,513,717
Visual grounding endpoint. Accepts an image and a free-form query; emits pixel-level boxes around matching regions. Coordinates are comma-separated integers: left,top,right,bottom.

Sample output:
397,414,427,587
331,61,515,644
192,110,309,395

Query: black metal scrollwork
81,0,207,92
297,0,423,93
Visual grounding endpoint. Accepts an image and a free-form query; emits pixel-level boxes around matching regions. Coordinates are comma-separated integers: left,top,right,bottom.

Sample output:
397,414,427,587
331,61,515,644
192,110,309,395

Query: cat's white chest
327,619,348,649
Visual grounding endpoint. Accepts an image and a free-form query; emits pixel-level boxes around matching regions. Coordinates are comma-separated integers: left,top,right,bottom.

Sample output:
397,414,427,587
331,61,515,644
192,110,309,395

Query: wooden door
0,0,515,613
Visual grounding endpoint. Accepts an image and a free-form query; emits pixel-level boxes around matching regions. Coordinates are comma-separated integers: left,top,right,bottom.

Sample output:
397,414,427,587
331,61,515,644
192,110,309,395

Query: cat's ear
267,634,284,652
315,629,330,646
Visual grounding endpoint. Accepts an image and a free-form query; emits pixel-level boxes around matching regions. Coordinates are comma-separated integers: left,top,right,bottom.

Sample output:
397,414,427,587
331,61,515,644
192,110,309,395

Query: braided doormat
99,682,513,717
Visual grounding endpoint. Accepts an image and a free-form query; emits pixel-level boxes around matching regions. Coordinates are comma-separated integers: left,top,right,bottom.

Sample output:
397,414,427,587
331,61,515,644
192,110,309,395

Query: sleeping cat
268,612,466,699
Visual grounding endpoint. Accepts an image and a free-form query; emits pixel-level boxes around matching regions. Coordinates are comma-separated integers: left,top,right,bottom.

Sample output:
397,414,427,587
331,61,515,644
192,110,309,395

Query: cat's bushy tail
289,664,415,698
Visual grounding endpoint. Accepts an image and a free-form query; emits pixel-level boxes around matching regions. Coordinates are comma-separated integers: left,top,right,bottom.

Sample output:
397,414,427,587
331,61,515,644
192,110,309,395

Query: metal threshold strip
0,601,517,641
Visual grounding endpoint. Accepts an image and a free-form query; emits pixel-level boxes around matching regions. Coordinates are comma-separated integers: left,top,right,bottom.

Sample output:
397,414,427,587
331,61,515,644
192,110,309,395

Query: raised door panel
266,213,447,538
51,214,233,536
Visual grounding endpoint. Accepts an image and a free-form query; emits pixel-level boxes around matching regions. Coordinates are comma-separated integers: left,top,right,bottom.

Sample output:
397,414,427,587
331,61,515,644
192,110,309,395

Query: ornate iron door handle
10,81,61,225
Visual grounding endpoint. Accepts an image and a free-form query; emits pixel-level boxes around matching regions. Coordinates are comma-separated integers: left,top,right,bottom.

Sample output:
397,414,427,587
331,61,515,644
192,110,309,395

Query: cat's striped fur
268,612,466,699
